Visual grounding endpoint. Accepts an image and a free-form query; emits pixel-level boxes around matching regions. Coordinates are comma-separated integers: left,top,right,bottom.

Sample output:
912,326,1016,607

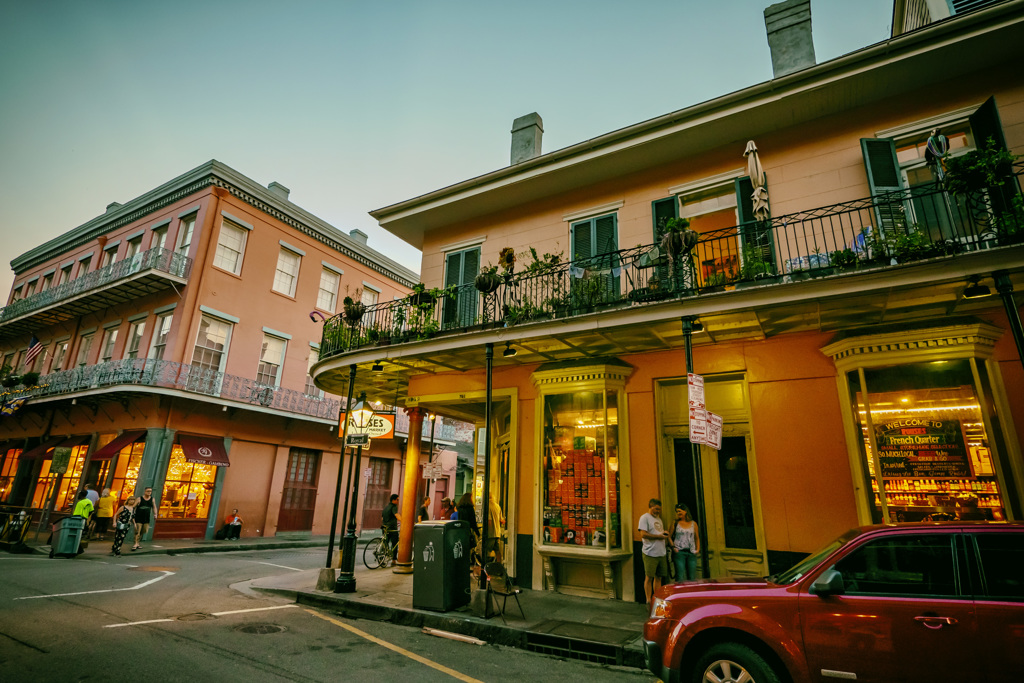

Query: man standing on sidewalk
638,498,671,605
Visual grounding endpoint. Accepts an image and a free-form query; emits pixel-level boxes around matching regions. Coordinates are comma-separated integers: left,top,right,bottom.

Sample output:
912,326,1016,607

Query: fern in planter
944,138,1019,196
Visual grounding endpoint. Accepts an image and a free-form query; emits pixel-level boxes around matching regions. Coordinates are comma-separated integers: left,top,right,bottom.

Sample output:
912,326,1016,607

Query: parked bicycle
363,527,399,569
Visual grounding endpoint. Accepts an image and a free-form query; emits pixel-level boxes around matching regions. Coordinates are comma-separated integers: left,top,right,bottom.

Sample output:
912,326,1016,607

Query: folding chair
483,562,525,623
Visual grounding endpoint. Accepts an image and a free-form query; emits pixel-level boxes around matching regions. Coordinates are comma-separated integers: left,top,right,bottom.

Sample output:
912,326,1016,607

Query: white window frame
273,248,301,297
76,333,94,367
256,333,287,387
316,268,341,312
305,347,323,397
149,313,173,360
99,327,119,362
152,226,168,251
58,265,73,286
76,256,92,278
190,314,233,375
100,246,118,268
213,220,248,275
176,214,197,257
51,340,69,372
125,320,146,359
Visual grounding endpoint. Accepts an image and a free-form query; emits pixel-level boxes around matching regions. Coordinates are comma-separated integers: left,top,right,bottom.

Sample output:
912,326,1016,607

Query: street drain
177,613,211,621
236,623,286,635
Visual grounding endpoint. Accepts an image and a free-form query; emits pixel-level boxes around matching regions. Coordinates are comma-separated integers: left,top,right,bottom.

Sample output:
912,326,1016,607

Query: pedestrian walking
671,503,700,582
132,486,156,551
111,497,137,556
417,496,431,523
438,497,455,520
94,487,116,541
638,498,671,605
72,490,94,555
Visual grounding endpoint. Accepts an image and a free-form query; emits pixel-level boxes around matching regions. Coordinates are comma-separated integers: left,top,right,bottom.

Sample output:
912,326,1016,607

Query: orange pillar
393,406,425,574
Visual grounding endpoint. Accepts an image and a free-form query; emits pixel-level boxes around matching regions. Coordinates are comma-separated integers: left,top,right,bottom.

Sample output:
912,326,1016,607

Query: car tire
690,642,782,683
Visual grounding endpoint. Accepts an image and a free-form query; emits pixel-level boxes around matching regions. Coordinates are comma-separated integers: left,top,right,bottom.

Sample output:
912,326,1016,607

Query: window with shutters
672,177,748,285
570,213,620,306
862,97,1015,240
441,247,480,328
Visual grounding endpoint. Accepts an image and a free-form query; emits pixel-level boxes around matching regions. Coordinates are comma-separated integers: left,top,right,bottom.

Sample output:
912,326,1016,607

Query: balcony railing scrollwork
5,358,339,420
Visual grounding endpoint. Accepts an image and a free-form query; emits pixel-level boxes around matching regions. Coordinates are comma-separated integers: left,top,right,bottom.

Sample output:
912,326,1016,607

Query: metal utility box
52,516,86,558
412,519,472,611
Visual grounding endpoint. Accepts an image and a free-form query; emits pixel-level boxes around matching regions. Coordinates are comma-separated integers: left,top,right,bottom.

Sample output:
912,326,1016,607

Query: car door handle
914,615,958,629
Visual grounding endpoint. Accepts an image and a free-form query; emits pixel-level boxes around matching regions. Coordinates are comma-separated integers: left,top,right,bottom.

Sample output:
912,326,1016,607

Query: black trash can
413,519,472,611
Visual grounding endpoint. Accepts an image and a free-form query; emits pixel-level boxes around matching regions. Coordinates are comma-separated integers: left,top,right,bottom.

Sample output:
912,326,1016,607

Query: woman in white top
672,503,701,581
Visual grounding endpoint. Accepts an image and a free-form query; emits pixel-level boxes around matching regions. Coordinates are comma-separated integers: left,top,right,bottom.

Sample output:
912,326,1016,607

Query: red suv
643,522,1023,683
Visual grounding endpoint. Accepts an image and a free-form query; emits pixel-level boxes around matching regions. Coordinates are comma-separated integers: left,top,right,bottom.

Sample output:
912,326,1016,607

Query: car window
834,534,958,598
974,533,1024,601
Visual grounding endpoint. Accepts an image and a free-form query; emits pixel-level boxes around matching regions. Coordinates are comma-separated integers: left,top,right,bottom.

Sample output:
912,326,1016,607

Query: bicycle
363,527,398,569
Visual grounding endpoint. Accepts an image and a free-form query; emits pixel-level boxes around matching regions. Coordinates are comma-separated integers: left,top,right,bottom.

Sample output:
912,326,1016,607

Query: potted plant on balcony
475,264,502,294
342,296,366,324
702,271,728,293
407,283,435,307
736,245,780,288
829,248,858,271
20,371,40,387
498,247,516,276
943,139,1018,197
659,218,698,258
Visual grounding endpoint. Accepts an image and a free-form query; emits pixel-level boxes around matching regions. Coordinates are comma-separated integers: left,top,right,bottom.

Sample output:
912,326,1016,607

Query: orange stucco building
0,160,465,541
313,2,1024,601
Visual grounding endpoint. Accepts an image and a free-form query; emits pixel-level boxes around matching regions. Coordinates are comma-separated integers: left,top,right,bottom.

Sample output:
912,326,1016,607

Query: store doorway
278,448,320,532
361,457,393,531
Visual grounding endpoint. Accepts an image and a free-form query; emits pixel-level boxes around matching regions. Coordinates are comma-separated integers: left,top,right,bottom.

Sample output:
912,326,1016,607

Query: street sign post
345,433,370,447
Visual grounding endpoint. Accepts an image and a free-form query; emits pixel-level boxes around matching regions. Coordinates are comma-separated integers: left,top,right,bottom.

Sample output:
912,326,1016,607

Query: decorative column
393,406,426,574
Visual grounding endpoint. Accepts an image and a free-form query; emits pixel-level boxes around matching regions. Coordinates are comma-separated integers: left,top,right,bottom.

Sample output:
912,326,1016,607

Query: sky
0,0,894,297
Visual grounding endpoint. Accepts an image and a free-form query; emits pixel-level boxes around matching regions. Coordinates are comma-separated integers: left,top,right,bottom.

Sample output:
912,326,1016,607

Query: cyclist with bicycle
380,493,400,561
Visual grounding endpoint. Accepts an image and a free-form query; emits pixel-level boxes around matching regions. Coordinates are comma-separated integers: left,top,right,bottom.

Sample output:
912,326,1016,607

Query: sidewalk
23,532,650,670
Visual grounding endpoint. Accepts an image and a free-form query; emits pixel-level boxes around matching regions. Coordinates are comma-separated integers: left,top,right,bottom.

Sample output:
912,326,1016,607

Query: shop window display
542,390,621,549
159,445,216,519
849,360,1008,523
32,444,89,512
109,441,145,504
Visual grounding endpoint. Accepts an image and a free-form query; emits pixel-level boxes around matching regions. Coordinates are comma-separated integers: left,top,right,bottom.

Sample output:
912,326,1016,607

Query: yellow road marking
305,609,484,683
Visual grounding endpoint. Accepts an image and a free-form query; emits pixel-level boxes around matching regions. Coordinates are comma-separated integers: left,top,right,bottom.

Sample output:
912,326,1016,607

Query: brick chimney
764,0,816,78
511,113,544,165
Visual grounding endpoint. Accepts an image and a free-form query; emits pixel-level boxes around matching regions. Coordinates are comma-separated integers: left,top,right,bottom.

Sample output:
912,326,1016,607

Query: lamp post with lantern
335,392,377,593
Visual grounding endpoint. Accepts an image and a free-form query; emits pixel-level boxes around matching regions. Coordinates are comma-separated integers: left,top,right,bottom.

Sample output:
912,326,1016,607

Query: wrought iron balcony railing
3,358,339,420
0,247,193,325
319,175,1024,361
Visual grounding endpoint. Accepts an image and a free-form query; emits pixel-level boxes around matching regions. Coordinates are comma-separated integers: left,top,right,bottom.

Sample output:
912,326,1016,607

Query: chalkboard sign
875,418,971,479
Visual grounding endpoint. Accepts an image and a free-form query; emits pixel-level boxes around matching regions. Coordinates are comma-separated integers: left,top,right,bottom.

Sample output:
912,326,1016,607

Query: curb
292,590,646,669
26,539,372,558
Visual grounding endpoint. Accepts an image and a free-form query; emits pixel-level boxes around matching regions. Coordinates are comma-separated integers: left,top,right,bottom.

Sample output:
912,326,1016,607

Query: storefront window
542,389,621,549
1,447,21,502
110,441,146,505
850,360,1007,523
159,446,216,519
53,444,89,512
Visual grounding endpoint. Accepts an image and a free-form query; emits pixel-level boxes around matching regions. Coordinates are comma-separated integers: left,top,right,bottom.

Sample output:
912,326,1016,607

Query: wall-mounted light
691,319,705,333
503,342,517,358
371,361,384,372
963,275,992,300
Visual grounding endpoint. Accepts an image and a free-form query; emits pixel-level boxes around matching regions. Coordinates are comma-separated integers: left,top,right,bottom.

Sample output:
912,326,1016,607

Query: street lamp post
324,365,357,579
681,317,710,579
335,392,376,593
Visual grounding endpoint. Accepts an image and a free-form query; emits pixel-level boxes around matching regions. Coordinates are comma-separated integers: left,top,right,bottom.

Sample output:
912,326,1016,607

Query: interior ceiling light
503,342,517,358
963,275,992,300
371,361,384,372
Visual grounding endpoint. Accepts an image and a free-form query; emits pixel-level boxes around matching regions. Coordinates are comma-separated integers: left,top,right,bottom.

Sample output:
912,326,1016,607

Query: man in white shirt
638,498,671,605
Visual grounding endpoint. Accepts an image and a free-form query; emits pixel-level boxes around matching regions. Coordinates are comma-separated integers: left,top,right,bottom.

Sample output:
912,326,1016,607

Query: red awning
19,436,65,459
92,430,147,460
179,434,230,467
54,435,90,451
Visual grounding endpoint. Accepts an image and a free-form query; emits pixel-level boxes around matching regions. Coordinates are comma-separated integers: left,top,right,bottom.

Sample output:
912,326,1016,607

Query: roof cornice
11,160,418,288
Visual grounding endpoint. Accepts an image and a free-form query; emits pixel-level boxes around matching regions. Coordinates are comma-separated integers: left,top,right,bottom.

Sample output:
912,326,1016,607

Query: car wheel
691,642,781,683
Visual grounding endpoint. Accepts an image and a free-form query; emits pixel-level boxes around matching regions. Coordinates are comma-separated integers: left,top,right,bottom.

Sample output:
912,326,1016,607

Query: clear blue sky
0,0,893,296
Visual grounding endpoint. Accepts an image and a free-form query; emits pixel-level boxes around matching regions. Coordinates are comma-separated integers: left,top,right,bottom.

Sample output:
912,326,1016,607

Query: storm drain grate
523,631,620,665
235,623,286,635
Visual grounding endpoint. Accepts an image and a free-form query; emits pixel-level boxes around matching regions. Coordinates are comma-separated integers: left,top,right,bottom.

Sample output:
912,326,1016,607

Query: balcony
5,358,339,421
0,247,192,341
320,178,1024,364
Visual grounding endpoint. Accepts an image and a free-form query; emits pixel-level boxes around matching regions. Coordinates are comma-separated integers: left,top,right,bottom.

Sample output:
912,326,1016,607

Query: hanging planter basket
342,302,366,324
475,271,502,294
409,291,436,307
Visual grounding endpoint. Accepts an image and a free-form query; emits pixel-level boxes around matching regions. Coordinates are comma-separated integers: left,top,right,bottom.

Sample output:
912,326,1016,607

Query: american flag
24,335,42,369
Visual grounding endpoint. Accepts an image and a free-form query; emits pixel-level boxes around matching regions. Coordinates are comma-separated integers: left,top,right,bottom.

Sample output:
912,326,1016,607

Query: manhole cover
177,613,211,621
236,623,286,635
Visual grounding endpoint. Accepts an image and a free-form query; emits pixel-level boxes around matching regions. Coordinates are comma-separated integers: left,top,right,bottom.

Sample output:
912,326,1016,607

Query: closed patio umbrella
744,140,770,221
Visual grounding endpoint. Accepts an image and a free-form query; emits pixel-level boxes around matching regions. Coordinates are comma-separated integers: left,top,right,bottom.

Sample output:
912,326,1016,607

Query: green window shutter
442,251,462,328
458,248,480,326
734,176,755,227
652,197,678,240
571,219,593,261
735,175,775,272
970,95,1018,214
594,214,617,256
861,137,906,234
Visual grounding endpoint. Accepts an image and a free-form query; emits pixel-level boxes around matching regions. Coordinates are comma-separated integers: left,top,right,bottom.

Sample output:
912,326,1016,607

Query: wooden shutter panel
734,176,755,227
458,248,480,326
970,96,1018,214
571,219,593,262
442,251,461,328
594,214,617,255
861,137,906,234
652,197,678,239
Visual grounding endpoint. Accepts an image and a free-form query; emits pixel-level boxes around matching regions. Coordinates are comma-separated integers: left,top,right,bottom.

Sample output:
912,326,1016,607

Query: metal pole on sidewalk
326,365,357,570
995,270,1024,370
479,343,493,589
682,317,710,579
337,392,373,593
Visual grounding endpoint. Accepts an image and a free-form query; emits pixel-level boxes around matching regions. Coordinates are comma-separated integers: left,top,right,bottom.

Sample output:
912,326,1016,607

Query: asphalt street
0,548,655,682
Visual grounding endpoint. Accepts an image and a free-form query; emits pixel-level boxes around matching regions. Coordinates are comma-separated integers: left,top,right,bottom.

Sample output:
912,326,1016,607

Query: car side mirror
809,568,845,597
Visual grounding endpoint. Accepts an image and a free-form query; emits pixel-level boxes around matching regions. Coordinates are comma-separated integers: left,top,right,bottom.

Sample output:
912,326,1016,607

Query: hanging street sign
50,447,73,475
422,462,444,479
688,373,707,445
706,412,724,451
338,411,396,439
345,433,370,447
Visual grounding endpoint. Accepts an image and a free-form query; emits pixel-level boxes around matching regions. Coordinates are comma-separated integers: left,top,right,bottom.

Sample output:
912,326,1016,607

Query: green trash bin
413,519,472,611
52,516,86,558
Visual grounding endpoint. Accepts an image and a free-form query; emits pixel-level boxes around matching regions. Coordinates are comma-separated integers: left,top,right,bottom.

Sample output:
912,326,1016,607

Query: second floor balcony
318,177,1024,364
0,247,192,341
